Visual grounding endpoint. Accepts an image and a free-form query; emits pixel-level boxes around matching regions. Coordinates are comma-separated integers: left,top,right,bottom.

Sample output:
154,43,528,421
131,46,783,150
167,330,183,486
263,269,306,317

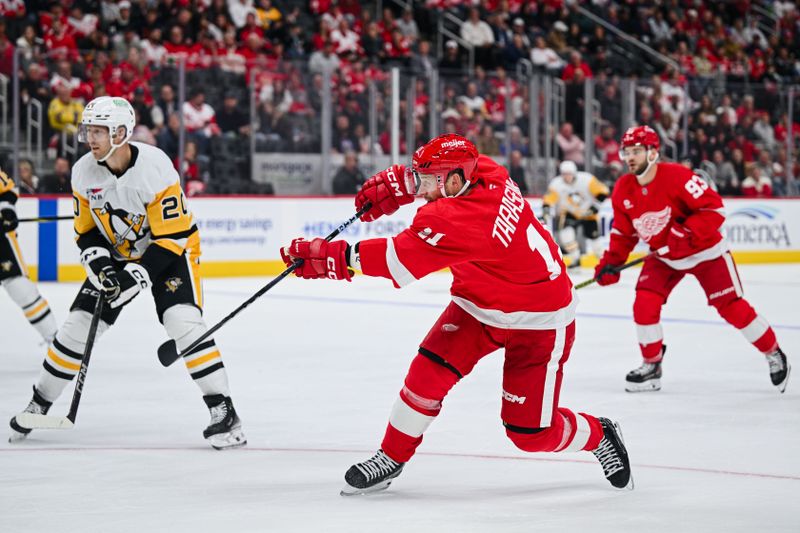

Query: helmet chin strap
635,150,660,180
441,179,471,198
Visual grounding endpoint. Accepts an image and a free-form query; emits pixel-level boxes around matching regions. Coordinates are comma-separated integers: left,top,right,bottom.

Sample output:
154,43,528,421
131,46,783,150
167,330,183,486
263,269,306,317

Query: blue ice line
205,290,800,331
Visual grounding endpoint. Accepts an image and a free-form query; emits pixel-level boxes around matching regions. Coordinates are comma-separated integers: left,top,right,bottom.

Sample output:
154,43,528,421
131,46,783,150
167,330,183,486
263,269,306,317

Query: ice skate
341,449,405,496
203,394,246,450
592,417,633,490
9,387,52,443
625,346,665,392
766,348,790,393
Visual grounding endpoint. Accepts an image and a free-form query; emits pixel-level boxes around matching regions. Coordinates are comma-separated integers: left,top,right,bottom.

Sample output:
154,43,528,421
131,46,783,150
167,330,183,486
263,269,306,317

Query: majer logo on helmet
412,134,478,198
78,96,136,162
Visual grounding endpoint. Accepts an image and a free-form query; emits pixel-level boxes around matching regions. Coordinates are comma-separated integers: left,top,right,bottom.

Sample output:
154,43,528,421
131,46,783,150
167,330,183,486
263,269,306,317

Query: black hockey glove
0,207,18,232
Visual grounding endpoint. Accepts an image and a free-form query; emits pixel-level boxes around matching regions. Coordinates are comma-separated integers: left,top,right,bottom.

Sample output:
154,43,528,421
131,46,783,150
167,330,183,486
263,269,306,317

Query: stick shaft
66,294,104,424
574,252,653,290
18,215,73,222
174,204,371,360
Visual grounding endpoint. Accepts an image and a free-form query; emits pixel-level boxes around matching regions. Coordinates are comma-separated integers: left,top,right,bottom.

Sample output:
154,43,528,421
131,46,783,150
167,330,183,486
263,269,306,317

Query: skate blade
625,379,661,393
207,429,247,450
340,479,395,497
775,363,791,394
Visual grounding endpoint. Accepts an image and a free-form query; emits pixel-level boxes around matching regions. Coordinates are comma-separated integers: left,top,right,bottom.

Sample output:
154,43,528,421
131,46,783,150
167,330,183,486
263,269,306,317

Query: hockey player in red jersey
595,125,790,393
282,134,633,495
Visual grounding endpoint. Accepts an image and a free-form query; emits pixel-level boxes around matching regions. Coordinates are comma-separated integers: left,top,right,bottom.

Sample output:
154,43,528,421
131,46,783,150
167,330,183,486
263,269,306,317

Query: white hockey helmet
78,96,136,162
559,160,578,176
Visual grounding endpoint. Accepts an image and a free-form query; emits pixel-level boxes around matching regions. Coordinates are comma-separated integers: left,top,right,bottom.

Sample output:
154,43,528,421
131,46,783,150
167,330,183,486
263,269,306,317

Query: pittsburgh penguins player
0,166,58,343
9,97,246,449
542,161,610,267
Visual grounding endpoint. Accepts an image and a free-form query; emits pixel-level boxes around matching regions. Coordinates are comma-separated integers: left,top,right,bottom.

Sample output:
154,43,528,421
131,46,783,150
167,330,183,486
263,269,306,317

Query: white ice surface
1,265,798,533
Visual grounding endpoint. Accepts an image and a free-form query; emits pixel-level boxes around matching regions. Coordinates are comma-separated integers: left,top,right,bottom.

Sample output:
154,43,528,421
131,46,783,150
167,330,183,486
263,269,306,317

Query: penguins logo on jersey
165,277,183,293
92,202,146,258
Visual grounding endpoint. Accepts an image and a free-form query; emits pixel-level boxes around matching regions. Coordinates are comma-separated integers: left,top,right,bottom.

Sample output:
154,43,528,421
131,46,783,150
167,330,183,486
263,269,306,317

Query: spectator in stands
39,157,72,194
500,125,529,157
507,149,528,195
361,22,384,62
556,122,584,166
753,110,777,152
711,149,741,196
741,165,773,197
183,88,220,148
562,51,592,82
309,40,341,74
47,84,83,135
475,124,500,156
157,112,182,161
332,115,357,154
598,84,622,128
17,159,40,195
229,0,257,29
395,8,419,42
330,16,359,57
332,151,366,194
530,35,564,74
594,125,621,168
460,8,495,68
151,84,177,134
410,40,437,78
179,140,206,197
15,25,43,69
218,92,251,137
439,40,464,78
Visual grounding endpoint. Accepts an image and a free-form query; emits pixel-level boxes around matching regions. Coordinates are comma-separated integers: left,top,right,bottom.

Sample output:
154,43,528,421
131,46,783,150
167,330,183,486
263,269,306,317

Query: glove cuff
124,262,152,287
80,246,113,274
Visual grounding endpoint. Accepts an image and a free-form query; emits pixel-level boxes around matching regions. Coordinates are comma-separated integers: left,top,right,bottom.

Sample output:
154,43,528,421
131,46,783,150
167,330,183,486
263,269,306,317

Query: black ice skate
9,387,52,443
341,449,405,496
203,394,246,450
625,346,665,392
766,348,790,393
592,417,633,490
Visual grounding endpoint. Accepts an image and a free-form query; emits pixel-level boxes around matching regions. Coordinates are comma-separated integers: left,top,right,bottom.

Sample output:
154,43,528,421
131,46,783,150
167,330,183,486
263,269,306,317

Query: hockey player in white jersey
542,161,609,267
8,96,246,449
0,166,58,344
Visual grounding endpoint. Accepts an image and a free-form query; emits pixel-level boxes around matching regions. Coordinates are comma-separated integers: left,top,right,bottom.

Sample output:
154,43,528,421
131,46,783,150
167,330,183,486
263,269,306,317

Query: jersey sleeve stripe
385,238,417,288
150,224,198,240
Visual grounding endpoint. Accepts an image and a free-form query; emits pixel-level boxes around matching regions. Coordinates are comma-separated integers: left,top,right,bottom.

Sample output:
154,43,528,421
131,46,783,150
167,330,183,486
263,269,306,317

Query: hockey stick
157,203,373,367
18,215,73,223
574,246,669,290
15,295,105,430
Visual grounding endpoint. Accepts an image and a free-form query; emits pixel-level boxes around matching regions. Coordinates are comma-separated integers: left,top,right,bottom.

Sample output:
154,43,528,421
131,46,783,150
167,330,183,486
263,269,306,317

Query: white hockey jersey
542,171,609,220
72,142,198,263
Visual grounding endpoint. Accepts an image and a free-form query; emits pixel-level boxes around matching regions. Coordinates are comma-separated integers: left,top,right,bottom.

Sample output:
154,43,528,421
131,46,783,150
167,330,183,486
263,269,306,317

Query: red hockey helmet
620,125,660,152
412,134,479,198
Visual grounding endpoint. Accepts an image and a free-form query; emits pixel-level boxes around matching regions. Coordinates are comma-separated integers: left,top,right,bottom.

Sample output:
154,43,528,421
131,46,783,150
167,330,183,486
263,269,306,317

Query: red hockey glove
594,254,621,286
280,238,352,281
666,224,695,259
355,164,415,222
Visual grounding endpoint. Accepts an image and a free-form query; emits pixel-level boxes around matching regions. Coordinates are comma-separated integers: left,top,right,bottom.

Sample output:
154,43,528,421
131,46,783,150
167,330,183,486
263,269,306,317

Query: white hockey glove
104,263,151,309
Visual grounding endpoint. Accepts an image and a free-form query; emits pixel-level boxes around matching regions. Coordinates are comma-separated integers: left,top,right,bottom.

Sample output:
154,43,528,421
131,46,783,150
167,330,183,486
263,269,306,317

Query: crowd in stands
0,0,798,196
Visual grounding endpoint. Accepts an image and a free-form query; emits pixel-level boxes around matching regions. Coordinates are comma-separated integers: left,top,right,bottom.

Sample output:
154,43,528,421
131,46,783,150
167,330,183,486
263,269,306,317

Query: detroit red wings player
282,134,633,495
595,126,790,393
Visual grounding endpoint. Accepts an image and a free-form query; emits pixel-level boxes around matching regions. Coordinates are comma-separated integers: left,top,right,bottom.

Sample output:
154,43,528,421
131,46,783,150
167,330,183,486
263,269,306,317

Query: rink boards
13,196,800,281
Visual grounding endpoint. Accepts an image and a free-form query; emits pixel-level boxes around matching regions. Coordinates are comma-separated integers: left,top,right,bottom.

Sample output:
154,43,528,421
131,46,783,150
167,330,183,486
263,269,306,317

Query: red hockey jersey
358,156,576,329
607,162,727,270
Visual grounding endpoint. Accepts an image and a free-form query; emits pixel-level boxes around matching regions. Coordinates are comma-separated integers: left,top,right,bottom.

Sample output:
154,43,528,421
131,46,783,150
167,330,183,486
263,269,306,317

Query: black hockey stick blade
157,203,373,368
158,340,179,367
